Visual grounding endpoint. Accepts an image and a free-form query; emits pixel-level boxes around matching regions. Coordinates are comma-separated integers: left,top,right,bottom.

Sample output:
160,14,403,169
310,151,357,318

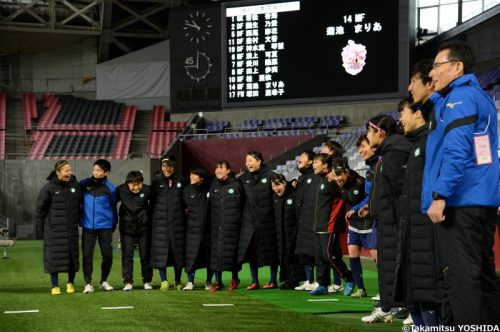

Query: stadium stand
28,131,131,160
26,95,137,159
147,105,187,158
0,93,6,160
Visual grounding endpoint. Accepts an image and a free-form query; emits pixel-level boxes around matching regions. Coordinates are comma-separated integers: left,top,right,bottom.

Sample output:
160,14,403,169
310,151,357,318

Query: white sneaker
204,281,212,291
144,283,153,290
183,282,194,291
294,281,311,291
328,284,344,293
371,294,380,301
305,282,319,291
361,307,394,323
83,284,94,294
99,281,114,291
123,283,133,291
403,315,413,325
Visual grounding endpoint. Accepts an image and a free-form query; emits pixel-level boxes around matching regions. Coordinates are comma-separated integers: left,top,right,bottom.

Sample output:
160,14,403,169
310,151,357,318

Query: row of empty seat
35,95,136,131
28,131,131,160
25,95,137,159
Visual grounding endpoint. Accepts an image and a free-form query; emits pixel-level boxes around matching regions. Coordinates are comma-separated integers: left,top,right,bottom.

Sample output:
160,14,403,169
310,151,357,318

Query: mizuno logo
446,101,463,109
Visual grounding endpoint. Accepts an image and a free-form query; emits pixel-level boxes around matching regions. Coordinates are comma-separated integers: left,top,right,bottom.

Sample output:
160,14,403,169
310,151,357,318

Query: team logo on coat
55,191,60,194
140,193,144,198
287,199,293,205
261,178,267,184
353,189,359,195
414,148,421,157
446,101,463,109
71,188,76,193
207,192,210,198
307,178,312,184
228,188,234,194
320,184,324,190
176,182,182,188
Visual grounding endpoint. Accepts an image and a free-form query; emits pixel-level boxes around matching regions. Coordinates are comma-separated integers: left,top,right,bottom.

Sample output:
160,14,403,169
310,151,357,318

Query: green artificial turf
0,241,404,332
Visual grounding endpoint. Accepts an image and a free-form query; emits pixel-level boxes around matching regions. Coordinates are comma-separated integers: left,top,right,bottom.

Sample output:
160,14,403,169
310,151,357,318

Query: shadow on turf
0,287,51,294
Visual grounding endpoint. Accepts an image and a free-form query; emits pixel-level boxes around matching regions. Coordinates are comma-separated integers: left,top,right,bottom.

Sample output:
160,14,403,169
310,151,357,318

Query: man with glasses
422,40,500,325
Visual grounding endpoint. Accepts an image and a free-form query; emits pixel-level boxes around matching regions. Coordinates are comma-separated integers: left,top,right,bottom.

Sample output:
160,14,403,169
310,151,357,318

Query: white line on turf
4,310,39,314
101,306,134,310
307,299,339,302
202,304,235,307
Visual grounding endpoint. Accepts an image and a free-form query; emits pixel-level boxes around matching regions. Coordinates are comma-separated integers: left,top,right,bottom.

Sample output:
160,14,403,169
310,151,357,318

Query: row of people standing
361,40,500,327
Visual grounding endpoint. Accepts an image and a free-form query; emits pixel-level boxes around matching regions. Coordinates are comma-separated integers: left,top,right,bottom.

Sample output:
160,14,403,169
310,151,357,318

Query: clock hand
185,20,201,30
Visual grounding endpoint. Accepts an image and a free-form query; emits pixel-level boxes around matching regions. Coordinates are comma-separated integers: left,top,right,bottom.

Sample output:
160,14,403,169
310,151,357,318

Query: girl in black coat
182,167,213,291
209,161,244,291
36,160,81,295
362,113,412,323
116,171,153,291
238,151,279,290
271,174,305,289
150,156,187,291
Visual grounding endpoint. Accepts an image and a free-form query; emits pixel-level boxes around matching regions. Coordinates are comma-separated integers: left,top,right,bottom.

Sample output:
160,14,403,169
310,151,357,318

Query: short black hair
398,97,413,112
161,155,176,168
356,134,369,148
314,153,333,170
247,151,264,162
366,114,399,135
410,58,434,85
300,150,315,161
323,140,344,158
271,173,286,185
215,160,231,169
438,40,476,74
94,159,111,173
331,158,350,175
190,167,209,180
126,171,144,183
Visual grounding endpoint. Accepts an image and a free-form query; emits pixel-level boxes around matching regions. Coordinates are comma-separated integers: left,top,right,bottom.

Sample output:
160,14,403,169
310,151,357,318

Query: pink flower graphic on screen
341,40,367,75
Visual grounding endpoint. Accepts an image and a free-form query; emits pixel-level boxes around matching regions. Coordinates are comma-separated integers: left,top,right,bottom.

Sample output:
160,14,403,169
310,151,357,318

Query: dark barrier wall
181,135,316,175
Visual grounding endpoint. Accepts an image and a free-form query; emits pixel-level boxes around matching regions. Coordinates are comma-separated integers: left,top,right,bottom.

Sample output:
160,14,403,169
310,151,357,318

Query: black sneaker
279,281,299,290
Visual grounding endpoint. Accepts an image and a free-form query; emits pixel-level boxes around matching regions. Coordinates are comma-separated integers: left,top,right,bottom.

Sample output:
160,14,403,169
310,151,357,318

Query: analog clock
183,10,212,44
184,50,212,82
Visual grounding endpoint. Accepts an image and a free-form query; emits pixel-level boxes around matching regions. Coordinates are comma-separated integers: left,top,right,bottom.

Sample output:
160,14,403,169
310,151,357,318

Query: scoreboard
222,0,409,107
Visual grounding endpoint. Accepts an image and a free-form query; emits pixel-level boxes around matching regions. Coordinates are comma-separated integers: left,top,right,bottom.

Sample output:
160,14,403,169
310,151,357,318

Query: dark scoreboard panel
222,0,409,107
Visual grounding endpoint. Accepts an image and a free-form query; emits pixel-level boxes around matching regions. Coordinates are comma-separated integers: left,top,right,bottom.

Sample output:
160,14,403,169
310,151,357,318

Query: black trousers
437,207,500,325
121,232,152,284
315,232,353,287
82,228,113,284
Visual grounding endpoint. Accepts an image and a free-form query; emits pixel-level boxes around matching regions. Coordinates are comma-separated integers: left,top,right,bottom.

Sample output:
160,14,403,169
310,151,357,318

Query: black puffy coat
183,183,210,272
238,165,279,266
273,185,305,283
150,172,186,269
36,176,81,274
397,124,440,305
117,184,151,236
340,171,371,232
209,176,243,271
369,134,412,309
295,167,318,258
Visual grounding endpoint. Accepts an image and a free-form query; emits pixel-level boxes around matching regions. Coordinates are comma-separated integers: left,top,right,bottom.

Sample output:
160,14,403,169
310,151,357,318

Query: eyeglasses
432,60,458,69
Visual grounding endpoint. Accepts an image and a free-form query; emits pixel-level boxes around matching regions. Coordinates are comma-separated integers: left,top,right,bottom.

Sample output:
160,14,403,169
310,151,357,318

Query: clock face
184,50,212,82
183,11,212,44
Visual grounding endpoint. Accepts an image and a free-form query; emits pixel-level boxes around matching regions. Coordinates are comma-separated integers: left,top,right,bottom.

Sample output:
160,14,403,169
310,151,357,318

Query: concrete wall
27,38,98,94
0,159,154,239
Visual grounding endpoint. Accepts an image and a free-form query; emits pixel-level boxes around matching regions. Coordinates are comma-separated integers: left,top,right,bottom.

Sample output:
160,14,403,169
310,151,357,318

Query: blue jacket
80,177,117,230
422,74,500,211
